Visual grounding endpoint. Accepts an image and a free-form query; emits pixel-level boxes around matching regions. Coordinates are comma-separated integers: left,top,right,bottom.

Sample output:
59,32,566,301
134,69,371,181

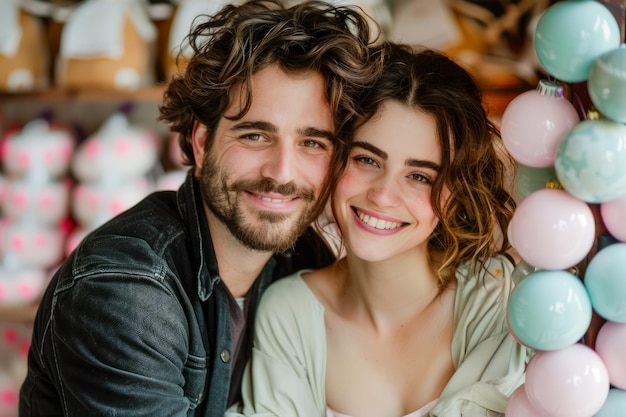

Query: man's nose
260,143,296,185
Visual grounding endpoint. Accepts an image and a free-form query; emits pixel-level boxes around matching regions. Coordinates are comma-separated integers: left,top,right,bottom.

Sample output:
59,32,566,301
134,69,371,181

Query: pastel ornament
0,118,75,182
588,44,626,124
555,119,626,203
593,388,626,417
0,372,19,413
2,179,71,225
0,266,47,306
514,164,559,200
71,112,159,183
71,177,151,227
525,343,610,417
155,170,187,192
501,80,579,167
0,220,65,270
600,193,626,242
509,188,595,270
584,243,626,323
507,269,592,351
534,0,621,82
505,384,548,417
595,321,626,390
511,258,536,285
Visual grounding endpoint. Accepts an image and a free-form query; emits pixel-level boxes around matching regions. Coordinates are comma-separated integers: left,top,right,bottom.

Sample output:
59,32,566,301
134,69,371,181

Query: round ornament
509,188,595,270
501,80,580,168
534,0,621,82
588,44,626,123
601,193,626,242
514,164,559,200
507,270,592,351
595,321,626,390
525,343,609,417
555,119,626,203
584,243,626,323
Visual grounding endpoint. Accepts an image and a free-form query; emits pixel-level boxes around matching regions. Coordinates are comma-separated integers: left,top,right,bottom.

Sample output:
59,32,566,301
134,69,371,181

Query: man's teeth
258,195,292,203
357,211,401,230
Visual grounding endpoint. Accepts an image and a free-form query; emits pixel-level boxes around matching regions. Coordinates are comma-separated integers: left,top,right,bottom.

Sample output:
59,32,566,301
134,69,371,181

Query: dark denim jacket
19,172,334,417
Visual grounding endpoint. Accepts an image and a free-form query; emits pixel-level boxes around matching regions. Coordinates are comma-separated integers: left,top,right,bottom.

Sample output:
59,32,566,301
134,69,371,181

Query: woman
227,42,531,417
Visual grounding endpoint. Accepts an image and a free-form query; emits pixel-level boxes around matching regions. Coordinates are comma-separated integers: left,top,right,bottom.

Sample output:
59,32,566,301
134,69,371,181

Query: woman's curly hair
354,42,517,288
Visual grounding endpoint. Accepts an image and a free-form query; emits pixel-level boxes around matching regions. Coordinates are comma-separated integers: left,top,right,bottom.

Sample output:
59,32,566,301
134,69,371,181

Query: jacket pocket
182,353,208,410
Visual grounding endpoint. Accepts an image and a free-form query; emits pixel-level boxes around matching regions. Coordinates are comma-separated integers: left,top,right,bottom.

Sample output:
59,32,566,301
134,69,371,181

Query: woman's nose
367,174,400,208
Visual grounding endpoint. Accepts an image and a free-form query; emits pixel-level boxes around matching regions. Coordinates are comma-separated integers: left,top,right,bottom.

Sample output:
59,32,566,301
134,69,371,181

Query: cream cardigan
227,255,531,417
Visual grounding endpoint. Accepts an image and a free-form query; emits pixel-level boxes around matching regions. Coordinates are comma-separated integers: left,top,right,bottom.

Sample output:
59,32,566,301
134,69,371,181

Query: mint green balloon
588,44,626,123
507,270,592,351
594,388,626,416
515,164,559,199
555,120,626,203
534,0,621,82
584,243,626,323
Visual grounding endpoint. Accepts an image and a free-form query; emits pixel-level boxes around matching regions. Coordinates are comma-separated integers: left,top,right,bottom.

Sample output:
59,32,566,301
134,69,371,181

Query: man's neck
204,207,273,298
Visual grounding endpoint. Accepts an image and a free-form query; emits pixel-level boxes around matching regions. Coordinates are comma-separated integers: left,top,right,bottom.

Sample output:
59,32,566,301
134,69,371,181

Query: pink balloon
525,344,610,417
595,321,626,390
501,80,580,167
601,193,626,242
509,188,595,270
505,384,550,416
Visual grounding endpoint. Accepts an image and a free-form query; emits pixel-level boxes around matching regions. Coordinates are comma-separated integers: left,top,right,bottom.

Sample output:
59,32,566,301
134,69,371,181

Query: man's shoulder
67,191,189,279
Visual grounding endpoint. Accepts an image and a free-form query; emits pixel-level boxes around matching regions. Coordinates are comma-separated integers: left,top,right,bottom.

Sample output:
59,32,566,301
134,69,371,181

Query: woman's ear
191,121,209,172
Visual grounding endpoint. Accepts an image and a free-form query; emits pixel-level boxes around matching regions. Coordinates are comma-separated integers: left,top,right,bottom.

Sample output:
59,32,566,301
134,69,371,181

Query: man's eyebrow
299,127,334,141
231,122,334,141
353,140,441,171
231,121,277,132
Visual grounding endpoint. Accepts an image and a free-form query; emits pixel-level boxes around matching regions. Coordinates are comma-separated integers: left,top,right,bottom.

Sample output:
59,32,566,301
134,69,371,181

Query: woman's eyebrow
352,141,387,159
353,140,441,172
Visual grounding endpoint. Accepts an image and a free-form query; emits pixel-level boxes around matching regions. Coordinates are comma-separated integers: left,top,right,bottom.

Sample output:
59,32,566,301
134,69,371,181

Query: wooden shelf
0,303,39,323
0,84,167,104
0,84,171,138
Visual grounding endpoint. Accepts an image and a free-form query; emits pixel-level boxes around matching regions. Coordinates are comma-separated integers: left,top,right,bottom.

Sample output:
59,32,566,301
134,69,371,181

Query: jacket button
220,349,230,363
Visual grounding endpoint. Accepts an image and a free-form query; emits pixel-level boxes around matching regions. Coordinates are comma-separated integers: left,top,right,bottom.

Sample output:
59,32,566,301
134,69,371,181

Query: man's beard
199,153,317,252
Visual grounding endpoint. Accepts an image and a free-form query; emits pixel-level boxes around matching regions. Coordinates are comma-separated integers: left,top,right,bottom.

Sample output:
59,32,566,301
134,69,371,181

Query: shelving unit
0,84,170,139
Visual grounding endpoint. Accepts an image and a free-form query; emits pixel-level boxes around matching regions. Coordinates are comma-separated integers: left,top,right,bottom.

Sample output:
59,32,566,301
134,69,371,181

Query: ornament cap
537,79,564,97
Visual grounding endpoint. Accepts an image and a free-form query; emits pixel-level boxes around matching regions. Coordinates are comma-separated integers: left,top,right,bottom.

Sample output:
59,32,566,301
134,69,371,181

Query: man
19,1,380,415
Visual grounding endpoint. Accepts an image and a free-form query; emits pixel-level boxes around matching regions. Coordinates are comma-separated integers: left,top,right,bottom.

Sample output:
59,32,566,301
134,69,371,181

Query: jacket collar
176,170,220,301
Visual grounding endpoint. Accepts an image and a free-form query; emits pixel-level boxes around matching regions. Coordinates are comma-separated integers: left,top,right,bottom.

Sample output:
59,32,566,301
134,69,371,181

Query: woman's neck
336,250,446,335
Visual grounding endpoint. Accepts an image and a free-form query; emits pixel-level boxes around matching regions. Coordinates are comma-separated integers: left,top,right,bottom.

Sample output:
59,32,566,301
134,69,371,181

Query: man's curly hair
159,0,382,217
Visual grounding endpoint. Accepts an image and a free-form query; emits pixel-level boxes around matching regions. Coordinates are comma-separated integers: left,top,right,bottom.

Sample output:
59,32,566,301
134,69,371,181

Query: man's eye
242,133,264,142
303,139,326,149
409,173,432,184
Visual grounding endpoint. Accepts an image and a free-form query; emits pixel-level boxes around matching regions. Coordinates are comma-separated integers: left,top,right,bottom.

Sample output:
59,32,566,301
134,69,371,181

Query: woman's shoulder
455,254,515,296
452,255,515,331
262,270,318,307
255,269,327,351
259,269,320,315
